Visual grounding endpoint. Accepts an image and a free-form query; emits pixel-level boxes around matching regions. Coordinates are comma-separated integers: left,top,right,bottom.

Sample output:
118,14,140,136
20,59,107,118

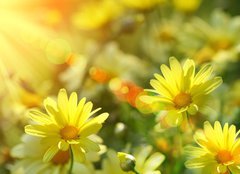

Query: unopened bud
117,152,136,172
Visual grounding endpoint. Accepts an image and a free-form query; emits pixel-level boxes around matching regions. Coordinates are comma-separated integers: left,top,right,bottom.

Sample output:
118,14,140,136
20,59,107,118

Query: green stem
133,168,140,174
68,146,74,174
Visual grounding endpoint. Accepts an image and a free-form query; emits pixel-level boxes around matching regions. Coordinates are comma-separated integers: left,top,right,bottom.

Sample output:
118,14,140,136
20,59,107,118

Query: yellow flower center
173,92,192,108
52,150,70,165
158,27,175,42
60,125,79,140
216,150,233,164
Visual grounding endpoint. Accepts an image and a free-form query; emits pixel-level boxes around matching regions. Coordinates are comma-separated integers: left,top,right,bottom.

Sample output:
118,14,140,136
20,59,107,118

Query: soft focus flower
142,57,222,126
141,14,183,63
97,150,126,174
25,88,109,162
10,135,96,174
130,145,165,174
121,0,165,10
72,0,123,30
179,10,240,66
185,121,240,174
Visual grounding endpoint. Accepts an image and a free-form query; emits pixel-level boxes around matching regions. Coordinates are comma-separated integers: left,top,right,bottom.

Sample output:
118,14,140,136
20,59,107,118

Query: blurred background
0,0,240,173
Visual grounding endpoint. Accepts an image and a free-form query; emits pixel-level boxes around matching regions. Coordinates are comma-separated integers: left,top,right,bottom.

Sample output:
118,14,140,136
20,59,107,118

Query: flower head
25,88,109,162
142,57,222,126
185,121,240,174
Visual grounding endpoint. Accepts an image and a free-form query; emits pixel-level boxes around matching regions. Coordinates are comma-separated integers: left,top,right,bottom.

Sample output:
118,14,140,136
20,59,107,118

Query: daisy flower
142,57,222,126
185,121,240,174
25,88,109,162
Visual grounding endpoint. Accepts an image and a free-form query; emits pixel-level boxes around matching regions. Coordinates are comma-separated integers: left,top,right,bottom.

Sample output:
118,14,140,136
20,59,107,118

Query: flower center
52,150,70,165
158,27,175,42
173,92,192,108
60,125,78,140
216,150,233,164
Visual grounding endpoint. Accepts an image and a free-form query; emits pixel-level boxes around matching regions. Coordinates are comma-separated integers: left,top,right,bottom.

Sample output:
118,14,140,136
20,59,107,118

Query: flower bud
117,152,136,172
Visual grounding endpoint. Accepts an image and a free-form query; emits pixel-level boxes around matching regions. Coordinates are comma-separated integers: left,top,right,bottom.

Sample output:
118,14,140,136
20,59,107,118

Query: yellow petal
81,113,109,128
78,101,93,127
68,92,78,124
43,145,59,162
25,124,59,137
58,140,69,151
169,57,183,89
187,104,198,115
72,145,86,162
194,64,213,84
160,64,178,94
217,164,227,173
150,78,173,99
165,111,183,127
44,97,65,126
140,95,173,105
78,138,100,152
143,152,165,171
57,88,69,122
27,109,52,124
185,155,216,168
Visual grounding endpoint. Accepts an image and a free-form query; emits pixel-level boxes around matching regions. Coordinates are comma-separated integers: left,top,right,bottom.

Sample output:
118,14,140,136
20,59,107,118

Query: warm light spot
66,54,76,66
60,125,79,140
89,67,111,83
109,78,122,91
52,150,70,165
45,38,72,64
211,38,233,51
121,86,129,94
216,150,233,164
173,92,192,108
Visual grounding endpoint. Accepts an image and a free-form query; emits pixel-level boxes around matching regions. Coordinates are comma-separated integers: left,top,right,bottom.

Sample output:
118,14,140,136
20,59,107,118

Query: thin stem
68,146,74,174
133,168,140,174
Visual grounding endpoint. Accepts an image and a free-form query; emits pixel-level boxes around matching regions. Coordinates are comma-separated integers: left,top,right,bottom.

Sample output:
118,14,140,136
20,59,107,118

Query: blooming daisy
25,88,109,162
185,121,240,174
142,57,222,126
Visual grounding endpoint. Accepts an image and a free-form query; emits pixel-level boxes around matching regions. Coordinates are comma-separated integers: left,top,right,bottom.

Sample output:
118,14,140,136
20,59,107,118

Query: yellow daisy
185,121,240,174
25,88,109,162
142,57,222,126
